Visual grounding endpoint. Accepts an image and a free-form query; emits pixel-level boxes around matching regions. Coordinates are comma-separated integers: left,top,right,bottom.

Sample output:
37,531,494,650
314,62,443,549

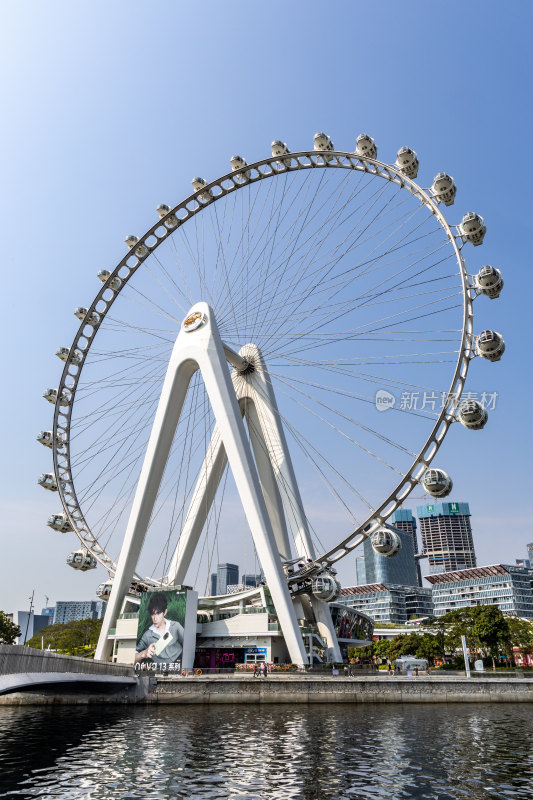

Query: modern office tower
528,543,533,564
417,501,476,573
216,563,239,595
241,573,262,588
363,525,419,586
210,573,218,596
339,584,433,624
41,606,55,620
426,564,533,618
390,509,422,586
14,612,52,643
355,556,366,586
54,600,105,625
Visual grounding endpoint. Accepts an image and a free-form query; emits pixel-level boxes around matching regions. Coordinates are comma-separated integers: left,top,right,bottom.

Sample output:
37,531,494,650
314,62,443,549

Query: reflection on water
0,704,532,799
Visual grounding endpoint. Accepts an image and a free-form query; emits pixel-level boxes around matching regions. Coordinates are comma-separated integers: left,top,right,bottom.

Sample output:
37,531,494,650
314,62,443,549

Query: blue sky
1,1,531,614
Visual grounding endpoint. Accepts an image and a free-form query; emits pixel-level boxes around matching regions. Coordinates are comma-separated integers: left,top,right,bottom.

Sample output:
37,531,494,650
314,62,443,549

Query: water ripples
0,704,532,799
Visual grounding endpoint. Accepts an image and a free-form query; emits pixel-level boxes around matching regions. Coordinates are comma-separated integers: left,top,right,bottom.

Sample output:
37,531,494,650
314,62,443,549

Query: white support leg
166,427,227,586
236,345,342,663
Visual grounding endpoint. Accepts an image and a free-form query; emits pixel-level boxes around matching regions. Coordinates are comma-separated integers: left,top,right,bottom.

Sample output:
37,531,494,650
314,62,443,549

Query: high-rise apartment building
210,573,218,596
417,501,476,573
390,509,422,586
216,563,239,595
54,600,105,625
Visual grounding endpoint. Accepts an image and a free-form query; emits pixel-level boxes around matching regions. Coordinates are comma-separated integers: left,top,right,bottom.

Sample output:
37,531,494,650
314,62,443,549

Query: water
0,704,532,799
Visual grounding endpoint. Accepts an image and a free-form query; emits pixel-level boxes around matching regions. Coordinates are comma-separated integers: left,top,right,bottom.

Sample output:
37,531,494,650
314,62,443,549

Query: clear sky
1,1,531,614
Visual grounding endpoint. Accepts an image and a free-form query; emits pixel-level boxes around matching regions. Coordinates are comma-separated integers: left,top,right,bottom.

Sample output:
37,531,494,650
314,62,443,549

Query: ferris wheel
37,132,504,663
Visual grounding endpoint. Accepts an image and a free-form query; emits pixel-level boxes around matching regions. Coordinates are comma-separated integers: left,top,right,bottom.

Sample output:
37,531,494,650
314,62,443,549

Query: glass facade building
216,563,239,595
390,509,422,586
426,564,533,618
363,525,419,586
339,584,433,624
417,501,476,573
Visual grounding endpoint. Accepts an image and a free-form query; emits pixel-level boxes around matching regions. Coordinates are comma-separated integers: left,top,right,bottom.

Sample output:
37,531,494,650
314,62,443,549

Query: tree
422,617,448,661
0,611,20,645
414,633,442,664
506,616,533,663
471,606,510,670
373,638,391,661
25,618,103,657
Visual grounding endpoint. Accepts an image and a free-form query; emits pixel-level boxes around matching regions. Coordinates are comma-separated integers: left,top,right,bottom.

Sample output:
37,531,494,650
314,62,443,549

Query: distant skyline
1,1,531,613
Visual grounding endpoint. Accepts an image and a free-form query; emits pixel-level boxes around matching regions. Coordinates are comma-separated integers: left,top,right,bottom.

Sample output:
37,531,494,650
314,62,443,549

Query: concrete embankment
2,674,533,705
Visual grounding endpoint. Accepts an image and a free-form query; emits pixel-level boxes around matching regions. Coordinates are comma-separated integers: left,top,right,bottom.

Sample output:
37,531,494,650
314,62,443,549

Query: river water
0,704,531,799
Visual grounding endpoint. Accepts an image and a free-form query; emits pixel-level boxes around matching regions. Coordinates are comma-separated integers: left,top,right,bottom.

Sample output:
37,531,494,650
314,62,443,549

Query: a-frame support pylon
96,302,310,665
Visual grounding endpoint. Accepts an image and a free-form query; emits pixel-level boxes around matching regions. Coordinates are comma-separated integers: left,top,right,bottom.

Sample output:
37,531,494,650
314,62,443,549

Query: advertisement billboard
135,588,198,672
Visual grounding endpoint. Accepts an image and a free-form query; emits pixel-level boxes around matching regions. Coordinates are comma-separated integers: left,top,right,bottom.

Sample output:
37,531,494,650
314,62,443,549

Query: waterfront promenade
2,670,533,705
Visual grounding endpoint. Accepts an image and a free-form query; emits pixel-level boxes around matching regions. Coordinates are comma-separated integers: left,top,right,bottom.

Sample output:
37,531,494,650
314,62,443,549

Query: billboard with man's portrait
135,588,198,673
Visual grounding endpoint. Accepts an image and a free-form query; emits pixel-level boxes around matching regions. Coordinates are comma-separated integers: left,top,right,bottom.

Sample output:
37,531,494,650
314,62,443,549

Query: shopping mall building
111,584,373,668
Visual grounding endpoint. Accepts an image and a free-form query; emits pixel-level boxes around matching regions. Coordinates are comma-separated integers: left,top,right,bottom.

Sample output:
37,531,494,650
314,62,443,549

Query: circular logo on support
183,311,206,332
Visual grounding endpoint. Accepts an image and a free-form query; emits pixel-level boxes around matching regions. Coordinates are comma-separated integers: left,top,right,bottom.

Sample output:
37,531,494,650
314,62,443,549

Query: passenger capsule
271,140,291,167
43,388,69,407
124,235,149,257
96,581,113,600
230,156,250,181
66,549,97,571
191,177,213,203
396,146,419,178
156,204,178,228
38,473,63,492
371,528,402,557
36,430,64,449
74,307,100,326
97,270,122,290
47,513,73,532
432,172,457,206
355,133,377,160
55,347,81,365
460,212,486,246
311,571,341,601
474,265,503,299
313,132,334,163
458,400,488,430
476,330,505,361
421,468,453,498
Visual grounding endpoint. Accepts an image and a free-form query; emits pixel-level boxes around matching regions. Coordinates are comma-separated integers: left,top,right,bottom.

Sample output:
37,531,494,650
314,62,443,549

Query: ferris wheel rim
51,148,473,578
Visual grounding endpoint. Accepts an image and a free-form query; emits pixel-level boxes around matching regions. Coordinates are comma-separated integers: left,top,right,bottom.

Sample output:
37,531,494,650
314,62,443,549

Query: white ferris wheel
37,133,505,664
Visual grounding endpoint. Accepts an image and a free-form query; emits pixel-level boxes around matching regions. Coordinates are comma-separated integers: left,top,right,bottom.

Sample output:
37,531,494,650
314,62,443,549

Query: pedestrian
414,666,419,677
253,662,259,678
388,663,394,676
